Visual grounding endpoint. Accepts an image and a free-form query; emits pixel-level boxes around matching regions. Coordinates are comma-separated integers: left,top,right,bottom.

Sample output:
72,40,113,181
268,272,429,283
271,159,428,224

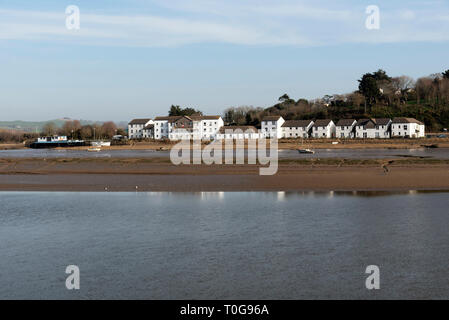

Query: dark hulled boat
29,136,86,149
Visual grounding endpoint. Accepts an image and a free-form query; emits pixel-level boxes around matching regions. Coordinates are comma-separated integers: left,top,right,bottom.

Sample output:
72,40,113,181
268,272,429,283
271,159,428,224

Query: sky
1,0,449,121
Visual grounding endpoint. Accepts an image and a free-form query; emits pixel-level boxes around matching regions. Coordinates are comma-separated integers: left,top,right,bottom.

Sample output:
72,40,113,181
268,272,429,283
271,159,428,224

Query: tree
61,120,81,138
278,94,295,104
358,74,379,112
101,122,117,139
80,125,93,140
168,105,202,116
392,76,415,91
443,70,449,79
169,105,182,116
372,69,392,82
42,122,57,136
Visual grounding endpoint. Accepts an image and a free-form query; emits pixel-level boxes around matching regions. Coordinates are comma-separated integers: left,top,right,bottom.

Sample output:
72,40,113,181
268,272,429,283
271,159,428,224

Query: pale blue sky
1,0,448,121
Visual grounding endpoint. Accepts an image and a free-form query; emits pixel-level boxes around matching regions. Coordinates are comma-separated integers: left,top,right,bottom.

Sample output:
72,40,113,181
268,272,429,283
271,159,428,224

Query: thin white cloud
0,1,448,47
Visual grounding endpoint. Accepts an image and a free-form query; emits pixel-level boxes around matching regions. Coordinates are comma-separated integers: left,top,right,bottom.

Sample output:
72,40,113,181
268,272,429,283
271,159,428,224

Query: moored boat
29,136,86,149
298,148,315,154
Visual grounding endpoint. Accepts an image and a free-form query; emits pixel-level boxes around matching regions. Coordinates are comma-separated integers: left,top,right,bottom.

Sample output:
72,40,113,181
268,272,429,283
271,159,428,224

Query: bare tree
42,122,57,136
392,76,415,92
101,122,117,139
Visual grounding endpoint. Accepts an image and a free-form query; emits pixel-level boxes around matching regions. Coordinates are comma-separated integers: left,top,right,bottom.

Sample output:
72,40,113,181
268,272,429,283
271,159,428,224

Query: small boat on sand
87,147,101,152
298,148,315,154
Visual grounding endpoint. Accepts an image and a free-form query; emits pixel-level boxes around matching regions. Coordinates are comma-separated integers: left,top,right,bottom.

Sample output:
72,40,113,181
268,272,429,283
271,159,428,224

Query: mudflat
1,157,449,192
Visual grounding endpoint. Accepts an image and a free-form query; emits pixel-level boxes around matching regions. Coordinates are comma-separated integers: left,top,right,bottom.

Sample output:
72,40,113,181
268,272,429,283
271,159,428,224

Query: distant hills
0,118,127,132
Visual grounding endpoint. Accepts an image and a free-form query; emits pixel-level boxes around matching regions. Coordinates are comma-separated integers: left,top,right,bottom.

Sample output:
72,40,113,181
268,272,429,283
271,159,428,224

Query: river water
1,191,448,299
1,148,449,159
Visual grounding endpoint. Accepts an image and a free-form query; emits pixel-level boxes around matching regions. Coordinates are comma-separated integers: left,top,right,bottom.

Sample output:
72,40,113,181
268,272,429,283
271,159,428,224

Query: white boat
91,141,111,147
298,148,315,154
87,147,101,152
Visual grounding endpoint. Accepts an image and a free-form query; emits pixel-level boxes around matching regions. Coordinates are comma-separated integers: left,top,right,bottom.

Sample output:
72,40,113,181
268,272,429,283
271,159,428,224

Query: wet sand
1,158,449,192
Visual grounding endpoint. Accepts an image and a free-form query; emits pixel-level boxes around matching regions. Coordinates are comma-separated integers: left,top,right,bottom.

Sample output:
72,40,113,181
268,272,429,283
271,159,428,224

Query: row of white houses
128,115,425,140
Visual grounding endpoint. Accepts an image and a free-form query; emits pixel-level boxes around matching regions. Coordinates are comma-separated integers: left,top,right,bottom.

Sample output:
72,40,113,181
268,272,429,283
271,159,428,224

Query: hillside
0,119,128,132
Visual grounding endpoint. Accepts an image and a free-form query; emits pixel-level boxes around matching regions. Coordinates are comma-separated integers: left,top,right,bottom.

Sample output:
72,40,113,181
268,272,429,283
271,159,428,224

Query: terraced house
336,119,357,138
130,115,223,140
281,120,314,138
312,119,336,138
391,118,425,138
128,118,153,139
261,116,285,139
355,118,392,139
128,115,425,140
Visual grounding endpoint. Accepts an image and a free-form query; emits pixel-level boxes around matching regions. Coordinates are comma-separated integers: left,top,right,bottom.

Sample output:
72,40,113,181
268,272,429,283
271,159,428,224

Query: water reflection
144,189,449,200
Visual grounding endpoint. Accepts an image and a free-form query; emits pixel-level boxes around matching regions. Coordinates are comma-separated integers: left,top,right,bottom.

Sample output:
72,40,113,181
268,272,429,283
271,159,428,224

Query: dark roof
143,124,154,130
262,116,283,121
219,126,257,133
281,120,313,128
336,119,356,126
374,118,392,126
392,117,424,125
313,119,333,127
129,118,151,125
154,116,192,123
356,119,375,128
356,118,392,128
190,115,221,120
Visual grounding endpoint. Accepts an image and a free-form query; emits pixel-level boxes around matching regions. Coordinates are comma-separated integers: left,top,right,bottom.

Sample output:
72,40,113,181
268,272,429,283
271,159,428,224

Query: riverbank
1,137,449,151
1,157,449,192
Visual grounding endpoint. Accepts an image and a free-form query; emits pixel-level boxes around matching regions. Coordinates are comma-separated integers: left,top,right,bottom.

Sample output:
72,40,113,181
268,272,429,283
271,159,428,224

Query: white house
153,116,176,140
261,116,285,138
128,119,153,139
355,118,392,139
153,115,224,140
391,118,425,138
312,119,336,138
215,126,260,140
281,120,314,138
190,115,224,140
142,124,154,139
336,119,357,138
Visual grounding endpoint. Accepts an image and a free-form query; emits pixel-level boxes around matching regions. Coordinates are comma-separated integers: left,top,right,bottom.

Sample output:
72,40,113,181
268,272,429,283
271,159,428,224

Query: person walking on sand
381,160,395,174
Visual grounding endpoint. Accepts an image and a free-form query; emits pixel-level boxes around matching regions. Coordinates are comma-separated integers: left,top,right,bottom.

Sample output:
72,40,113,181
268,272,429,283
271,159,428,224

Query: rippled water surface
1,147,449,159
1,191,448,299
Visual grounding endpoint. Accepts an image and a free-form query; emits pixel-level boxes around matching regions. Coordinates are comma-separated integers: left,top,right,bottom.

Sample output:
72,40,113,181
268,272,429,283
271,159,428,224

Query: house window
375,132,380,138
404,125,408,130
341,133,344,138
363,133,367,138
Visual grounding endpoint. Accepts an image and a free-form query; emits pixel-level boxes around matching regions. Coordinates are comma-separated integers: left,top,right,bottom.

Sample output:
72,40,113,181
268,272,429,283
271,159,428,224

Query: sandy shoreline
1,158,449,192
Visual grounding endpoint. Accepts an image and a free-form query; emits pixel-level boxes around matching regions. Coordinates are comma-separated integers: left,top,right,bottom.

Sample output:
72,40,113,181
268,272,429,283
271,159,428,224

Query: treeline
0,129,39,143
41,120,126,140
222,69,449,132
0,120,126,143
